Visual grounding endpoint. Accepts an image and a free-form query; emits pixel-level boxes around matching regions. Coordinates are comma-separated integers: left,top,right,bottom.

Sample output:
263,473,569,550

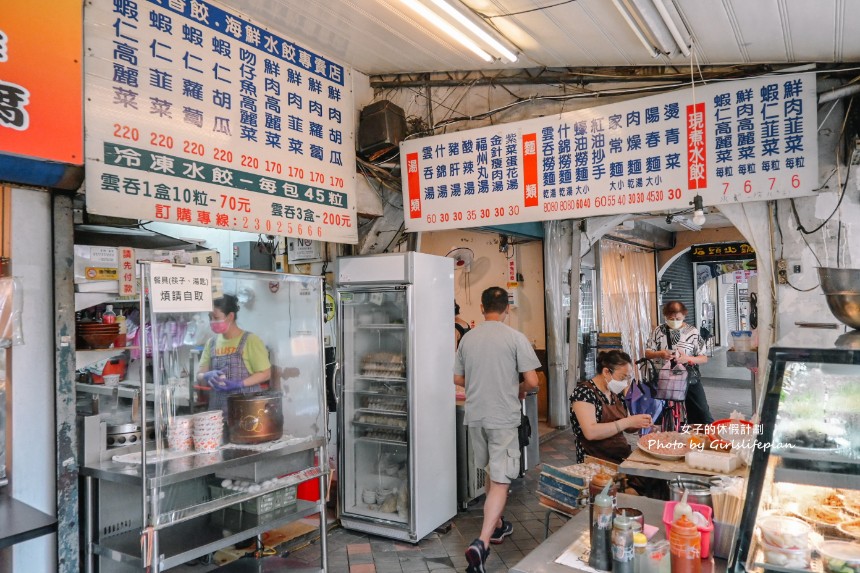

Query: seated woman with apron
570,350,653,464
196,294,271,414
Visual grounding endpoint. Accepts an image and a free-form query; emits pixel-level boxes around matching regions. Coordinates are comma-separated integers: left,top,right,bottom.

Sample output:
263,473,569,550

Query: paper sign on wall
149,262,213,313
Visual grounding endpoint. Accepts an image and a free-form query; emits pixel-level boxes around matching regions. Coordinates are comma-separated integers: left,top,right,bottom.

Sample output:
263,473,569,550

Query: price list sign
84,0,357,243
401,73,817,231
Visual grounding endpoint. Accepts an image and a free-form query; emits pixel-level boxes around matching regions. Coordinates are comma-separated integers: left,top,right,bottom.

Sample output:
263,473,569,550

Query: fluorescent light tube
652,0,690,57
430,0,518,62
401,0,493,62
611,0,660,58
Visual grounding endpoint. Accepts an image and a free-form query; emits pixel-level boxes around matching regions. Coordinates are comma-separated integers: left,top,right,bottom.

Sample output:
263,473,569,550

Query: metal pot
818,267,860,330
669,478,713,509
227,391,284,444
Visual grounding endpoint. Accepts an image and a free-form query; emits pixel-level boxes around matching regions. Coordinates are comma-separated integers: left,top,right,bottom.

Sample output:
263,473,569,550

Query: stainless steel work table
510,493,728,573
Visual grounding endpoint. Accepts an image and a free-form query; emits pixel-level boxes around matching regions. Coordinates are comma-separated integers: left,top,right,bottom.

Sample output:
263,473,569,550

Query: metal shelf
0,494,58,550
356,324,406,330
356,436,407,447
93,499,319,570
355,375,407,382
355,407,407,416
75,383,192,407
80,437,325,488
773,465,860,490
154,467,324,527
75,347,137,370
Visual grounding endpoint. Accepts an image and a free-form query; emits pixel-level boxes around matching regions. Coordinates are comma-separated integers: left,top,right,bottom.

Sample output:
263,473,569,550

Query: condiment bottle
669,514,701,573
633,533,648,573
645,540,670,573
588,481,614,571
673,490,693,522
611,511,635,573
589,469,617,525
102,304,117,324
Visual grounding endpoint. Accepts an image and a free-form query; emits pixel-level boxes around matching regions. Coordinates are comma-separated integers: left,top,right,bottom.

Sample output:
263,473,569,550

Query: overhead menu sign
401,72,818,231
84,0,357,243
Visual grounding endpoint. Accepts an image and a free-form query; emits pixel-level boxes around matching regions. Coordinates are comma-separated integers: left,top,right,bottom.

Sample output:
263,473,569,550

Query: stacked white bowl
192,411,224,452
167,415,194,452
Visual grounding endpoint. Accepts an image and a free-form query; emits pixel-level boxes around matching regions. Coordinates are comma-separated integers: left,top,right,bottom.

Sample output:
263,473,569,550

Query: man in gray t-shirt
454,287,540,573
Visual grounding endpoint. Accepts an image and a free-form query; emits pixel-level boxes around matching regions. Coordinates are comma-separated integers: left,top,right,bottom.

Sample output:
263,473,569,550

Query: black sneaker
465,538,489,573
490,517,513,544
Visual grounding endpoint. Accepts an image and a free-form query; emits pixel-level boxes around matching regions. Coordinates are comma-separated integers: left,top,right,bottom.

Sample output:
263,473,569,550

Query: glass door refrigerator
336,252,456,542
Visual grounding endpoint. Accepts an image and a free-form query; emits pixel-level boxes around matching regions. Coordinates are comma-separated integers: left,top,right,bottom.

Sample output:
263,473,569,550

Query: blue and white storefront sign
85,0,357,243
401,73,817,231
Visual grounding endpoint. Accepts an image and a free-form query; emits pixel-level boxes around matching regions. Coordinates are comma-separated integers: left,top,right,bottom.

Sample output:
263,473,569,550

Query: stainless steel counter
510,493,727,573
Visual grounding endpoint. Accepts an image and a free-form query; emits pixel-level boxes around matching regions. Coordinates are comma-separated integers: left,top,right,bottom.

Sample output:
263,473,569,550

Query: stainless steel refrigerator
336,252,456,542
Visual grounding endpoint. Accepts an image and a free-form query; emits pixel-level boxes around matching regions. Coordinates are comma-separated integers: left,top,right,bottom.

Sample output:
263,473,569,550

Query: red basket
663,501,714,559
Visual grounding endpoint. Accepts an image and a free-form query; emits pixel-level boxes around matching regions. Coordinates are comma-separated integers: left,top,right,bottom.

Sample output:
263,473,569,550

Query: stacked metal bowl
818,268,860,330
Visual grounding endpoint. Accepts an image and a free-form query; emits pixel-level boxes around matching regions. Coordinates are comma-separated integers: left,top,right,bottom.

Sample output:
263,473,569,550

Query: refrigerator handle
332,361,341,406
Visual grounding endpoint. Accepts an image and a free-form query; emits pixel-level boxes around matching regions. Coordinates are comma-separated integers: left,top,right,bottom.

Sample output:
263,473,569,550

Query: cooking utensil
226,391,284,444
670,477,713,508
818,267,860,330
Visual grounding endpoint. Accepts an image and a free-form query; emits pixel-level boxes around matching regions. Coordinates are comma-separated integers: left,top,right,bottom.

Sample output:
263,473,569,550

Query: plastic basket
662,501,714,559
209,484,298,515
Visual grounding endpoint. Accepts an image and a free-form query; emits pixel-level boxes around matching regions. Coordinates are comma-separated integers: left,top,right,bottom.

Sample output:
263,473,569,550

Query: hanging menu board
84,0,357,243
401,72,818,231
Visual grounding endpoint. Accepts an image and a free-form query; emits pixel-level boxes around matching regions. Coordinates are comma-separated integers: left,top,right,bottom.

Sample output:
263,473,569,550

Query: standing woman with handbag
645,301,714,426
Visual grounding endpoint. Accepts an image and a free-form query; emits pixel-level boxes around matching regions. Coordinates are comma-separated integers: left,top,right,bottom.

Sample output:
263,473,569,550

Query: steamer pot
227,392,283,444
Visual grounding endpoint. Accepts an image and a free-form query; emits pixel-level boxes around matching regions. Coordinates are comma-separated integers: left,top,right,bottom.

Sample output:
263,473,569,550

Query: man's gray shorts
468,426,520,484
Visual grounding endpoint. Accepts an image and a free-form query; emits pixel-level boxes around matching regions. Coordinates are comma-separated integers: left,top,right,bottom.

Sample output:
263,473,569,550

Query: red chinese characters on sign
406,152,422,219
686,102,707,190
118,247,136,296
522,133,538,207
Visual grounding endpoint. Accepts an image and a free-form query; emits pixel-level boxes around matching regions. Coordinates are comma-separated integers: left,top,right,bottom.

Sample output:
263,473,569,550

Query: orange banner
0,1,82,164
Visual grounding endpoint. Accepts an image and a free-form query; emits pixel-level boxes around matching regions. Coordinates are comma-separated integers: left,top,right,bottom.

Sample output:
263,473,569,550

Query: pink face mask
210,319,229,334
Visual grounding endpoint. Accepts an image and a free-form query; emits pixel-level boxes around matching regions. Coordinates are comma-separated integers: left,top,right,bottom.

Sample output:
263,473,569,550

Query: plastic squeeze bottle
589,481,614,571
673,490,693,522
612,511,635,573
669,514,702,573
589,469,617,525
633,533,648,573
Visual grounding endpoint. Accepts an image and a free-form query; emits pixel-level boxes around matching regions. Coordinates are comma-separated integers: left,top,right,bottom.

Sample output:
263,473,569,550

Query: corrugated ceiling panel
674,1,746,65
727,0,791,63
785,0,837,62
840,1,860,60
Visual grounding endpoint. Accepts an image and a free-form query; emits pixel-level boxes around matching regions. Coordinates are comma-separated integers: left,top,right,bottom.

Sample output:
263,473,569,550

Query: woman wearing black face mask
570,350,652,464
645,301,713,425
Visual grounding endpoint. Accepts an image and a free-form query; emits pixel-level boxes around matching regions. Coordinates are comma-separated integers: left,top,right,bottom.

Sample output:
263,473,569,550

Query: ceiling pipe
818,83,860,104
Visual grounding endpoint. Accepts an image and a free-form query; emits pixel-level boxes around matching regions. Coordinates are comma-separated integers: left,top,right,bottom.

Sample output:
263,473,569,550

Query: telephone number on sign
426,205,521,224
151,206,327,237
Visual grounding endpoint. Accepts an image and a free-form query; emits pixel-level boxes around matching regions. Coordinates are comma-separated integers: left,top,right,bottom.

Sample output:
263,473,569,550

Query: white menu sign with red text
85,0,357,243
401,73,817,231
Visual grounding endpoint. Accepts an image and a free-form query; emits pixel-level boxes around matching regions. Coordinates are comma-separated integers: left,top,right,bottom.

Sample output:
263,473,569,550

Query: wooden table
510,493,726,573
619,448,748,481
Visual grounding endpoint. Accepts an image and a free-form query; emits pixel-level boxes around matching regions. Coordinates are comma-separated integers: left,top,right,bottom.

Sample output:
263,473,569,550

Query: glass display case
80,264,329,572
730,328,860,573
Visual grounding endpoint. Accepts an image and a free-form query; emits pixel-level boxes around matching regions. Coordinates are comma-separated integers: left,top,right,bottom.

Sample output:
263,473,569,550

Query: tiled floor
268,431,578,573
190,378,750,572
